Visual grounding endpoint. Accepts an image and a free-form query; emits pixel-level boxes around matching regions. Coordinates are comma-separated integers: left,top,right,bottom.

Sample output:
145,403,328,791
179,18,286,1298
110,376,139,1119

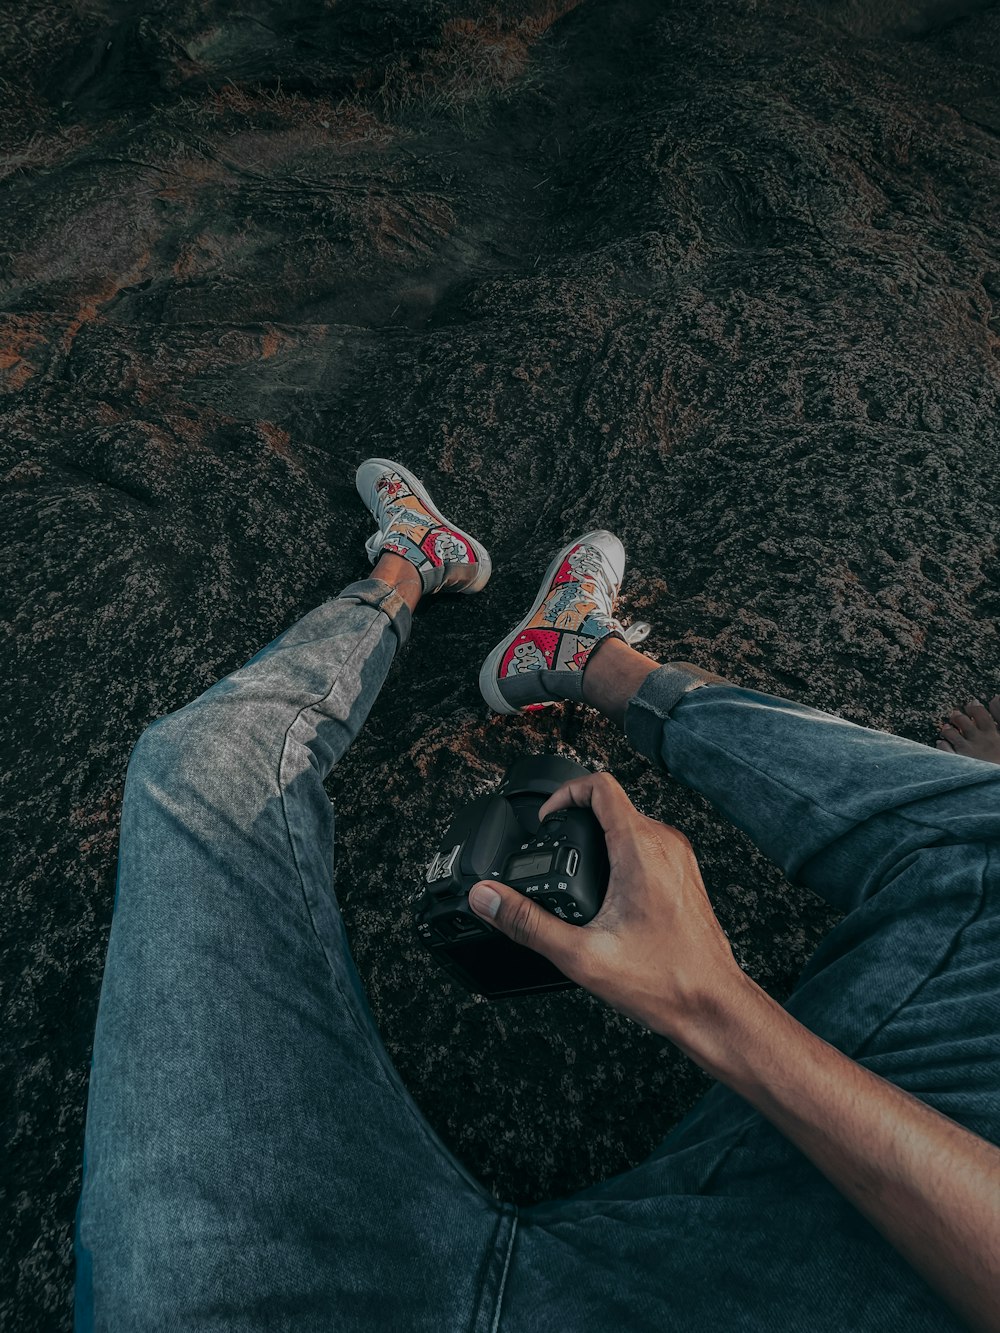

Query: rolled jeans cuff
337,577,413,650
624,660,733,769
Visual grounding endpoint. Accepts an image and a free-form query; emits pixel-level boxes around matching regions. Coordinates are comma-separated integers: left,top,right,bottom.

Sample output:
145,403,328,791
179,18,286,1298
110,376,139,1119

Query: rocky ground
2,0,999,1324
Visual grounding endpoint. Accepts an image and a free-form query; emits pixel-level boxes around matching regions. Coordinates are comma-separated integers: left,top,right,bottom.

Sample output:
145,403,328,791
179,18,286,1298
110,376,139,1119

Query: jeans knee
131,703,194,753
125,702,241,796
124,714,179,795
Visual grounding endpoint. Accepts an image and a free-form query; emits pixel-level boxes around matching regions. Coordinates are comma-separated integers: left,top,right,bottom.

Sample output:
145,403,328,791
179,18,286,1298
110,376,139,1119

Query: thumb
468,880,579,969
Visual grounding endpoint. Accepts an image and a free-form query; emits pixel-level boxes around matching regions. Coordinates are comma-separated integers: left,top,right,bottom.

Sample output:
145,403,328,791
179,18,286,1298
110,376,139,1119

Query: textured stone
2,0,999,1324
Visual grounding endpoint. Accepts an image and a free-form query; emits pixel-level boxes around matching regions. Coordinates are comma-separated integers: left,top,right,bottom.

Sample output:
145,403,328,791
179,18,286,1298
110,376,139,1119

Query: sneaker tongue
539,586,617,642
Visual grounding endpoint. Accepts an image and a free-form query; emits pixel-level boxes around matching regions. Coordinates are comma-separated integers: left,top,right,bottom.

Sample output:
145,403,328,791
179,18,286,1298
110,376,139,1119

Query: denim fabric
74,598,1000,1331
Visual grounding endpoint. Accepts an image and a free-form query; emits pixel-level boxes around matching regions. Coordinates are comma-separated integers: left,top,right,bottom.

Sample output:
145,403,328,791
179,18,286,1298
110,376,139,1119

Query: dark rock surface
3,0,999,1324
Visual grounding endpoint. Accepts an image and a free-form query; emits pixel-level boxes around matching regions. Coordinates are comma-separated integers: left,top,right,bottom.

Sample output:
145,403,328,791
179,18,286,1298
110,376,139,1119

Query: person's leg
584,636,1000,917
496,640,1000,1333
73,560,517,1333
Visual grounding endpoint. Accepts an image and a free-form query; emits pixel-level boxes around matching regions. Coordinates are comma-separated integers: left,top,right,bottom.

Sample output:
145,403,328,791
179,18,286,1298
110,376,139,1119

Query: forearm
670,972,1000,1333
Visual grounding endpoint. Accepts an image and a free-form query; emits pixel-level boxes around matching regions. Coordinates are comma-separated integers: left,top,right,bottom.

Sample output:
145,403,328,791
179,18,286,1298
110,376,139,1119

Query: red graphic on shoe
501,628,559,677
568,642,591,672
552,542,604,589
419,525,473,568
376,475,407,503
551,550,579,586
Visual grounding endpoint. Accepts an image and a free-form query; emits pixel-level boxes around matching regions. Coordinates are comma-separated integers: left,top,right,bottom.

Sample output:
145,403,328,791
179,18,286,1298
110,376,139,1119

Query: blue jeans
74,578,1000,1331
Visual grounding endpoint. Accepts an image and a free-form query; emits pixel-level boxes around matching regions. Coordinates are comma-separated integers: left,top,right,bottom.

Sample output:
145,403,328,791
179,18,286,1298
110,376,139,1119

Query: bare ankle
582,635,659,728
372,553,423,612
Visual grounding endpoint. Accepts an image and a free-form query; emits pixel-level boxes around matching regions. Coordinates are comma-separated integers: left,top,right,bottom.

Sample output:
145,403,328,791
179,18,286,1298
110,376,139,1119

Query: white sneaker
355,458,492,597
478,531,649,714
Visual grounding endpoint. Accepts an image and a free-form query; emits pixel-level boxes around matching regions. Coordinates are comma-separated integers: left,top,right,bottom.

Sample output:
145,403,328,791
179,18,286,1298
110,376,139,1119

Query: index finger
537,770,637,839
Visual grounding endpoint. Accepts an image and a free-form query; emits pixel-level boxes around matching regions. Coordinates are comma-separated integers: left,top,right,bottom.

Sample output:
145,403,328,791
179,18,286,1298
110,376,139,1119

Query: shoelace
376,492,440,540
584,557,618,618
365,527,388,558
368,515,443,546
567,548,652,645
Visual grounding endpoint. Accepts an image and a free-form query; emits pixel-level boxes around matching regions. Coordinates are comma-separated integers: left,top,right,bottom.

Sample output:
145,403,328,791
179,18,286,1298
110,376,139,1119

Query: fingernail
470,884,501,918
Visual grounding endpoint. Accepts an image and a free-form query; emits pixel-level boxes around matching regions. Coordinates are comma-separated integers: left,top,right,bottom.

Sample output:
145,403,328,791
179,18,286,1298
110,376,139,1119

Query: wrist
664,967,781,1087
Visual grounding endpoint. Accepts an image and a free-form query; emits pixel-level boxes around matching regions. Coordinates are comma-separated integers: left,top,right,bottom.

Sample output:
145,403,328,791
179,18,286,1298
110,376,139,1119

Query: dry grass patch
372,1,582,124
197,79,398,150
0,82,95,184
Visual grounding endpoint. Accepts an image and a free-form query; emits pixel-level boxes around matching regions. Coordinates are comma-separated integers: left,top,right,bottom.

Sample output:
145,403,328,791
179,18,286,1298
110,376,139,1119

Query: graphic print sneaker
478,530,650,714
355,458,492,597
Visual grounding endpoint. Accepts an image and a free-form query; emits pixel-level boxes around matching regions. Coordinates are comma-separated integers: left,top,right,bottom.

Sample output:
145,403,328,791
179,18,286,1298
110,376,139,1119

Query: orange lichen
260,329,288,358
0,355,35,391
70,787,121,860
250,420,306,477
258,421,292,456
407,715,501,780
93,403,124,425
48,248,154,366
157,409,211,449
0,314,49,391
173,231,227,280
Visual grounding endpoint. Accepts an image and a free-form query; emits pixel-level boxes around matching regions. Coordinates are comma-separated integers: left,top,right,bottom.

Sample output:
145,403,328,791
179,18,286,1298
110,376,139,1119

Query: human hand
467,771,745,1039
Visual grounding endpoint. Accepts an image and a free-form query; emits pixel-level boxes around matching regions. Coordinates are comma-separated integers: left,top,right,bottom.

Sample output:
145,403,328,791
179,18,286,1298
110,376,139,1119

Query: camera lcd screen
505,851,554,880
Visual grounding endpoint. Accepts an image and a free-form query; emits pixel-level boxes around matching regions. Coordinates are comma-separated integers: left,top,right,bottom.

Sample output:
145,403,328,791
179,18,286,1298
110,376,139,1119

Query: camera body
413,755,610,999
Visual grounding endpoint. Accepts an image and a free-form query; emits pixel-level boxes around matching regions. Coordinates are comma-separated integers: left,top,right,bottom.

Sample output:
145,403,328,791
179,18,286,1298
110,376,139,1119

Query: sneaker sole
356,457,493,595
478,530,616,715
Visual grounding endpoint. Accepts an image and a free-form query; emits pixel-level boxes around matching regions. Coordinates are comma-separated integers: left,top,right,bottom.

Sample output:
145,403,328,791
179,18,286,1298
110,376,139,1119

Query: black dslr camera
413,755,610,999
